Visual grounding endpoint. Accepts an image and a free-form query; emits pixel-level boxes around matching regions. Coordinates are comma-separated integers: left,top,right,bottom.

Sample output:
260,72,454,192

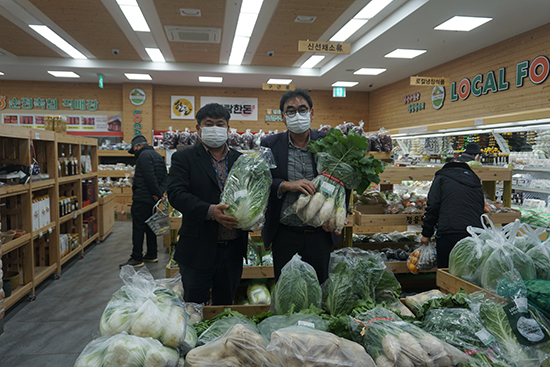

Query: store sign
265,109,283,122
2,112,122,133
410,76,450,86
262,83,296,91
403,92,425,113
449,55,550,104
129,88,146,106
200,96,258,121
171,96,195,120
0,96,98,111
298,40,351,54
431,86,445,110
333,87,346,97
133,110,142,135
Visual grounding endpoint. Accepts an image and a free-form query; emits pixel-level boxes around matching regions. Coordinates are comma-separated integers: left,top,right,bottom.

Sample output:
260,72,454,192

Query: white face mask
200,126,228,148
285,112,311,134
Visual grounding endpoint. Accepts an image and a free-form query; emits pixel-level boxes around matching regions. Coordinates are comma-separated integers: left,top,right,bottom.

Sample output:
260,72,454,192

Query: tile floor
0,221,170,366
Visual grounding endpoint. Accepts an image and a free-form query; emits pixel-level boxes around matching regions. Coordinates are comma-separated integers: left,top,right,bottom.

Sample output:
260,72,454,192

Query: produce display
354,188,427,215
257,313,329,341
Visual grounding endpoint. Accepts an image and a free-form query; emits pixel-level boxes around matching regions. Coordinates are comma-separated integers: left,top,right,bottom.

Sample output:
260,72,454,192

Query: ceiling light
354,68,386,75
267,79,292,84
435,16,492,32
295,15,316,23
227,0,263,66
124,73,152,80
0,72,4,75
180,8,201,17
242,0,263,14
355,0,393,19
145,48,165,62
301,55,325,68
47,71,80,78
385,48,426,59
116,0,150,32
199,76,223,83
330,19,368,42
235,13,259,37
29,25,87,59
228,36,250,65
332,81,358,87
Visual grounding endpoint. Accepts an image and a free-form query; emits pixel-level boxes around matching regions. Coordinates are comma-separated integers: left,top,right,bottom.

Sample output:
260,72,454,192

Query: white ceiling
1,0,550,91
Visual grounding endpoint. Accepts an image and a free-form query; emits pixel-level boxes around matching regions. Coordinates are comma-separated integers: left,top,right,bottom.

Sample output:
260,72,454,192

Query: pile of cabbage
449,216,549,293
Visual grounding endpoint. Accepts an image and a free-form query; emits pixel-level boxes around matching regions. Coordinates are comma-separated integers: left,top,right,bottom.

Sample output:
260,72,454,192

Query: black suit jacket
167,144,247,269
261,129,344,248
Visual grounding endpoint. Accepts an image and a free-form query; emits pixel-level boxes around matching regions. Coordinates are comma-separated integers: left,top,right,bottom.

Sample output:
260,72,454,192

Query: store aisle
0,221,170,366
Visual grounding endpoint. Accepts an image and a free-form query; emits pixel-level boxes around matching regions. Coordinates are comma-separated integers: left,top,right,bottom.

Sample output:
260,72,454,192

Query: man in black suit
167,103,247,305
261,89,340,283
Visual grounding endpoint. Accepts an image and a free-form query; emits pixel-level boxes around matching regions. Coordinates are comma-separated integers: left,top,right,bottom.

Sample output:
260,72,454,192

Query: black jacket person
420,162,485,268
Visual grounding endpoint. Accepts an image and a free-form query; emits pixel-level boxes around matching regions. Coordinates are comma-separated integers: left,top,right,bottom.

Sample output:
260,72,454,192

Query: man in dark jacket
420,162,485,268
167,103,247,305
261,89,341,283
119,135,167,268
455,142,482,163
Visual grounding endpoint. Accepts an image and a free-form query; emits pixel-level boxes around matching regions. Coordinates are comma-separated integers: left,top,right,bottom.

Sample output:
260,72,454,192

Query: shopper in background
261,89,342,283
455,142,482,162
420,161,485,268
167,103,247,305
120,134,167,268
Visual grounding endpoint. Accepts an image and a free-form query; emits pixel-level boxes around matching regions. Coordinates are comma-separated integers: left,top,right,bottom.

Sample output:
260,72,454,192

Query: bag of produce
267,325,375,367
350,307,474,367
74,332,180,367
220,149,273,230
407,242,437,274
525,279,550,317
272,254,322,314
99,266,188,350
526,243,550,280
247,281,271,305
197,316,257,346
448,230,491,285
514,223,544,253
257,313,329,341
402,289,446,316
186,323,278,367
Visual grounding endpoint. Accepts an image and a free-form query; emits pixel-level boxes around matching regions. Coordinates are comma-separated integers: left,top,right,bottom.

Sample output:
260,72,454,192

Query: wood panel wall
368,22,550,132
152,86,369,132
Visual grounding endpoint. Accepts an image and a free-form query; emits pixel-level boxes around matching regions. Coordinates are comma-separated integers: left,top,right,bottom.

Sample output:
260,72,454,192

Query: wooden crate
436,268,502,299
241,266,274,279
486,210,521,224
203,304,271,319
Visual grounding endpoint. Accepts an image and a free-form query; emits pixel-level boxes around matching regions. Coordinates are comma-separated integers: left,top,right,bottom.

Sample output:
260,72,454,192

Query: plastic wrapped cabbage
220,151,273,230
247,282,271,305
257,314,329,341
99,266,188,349
272,254,322,314
449,235,492,285
526,244,550,280
74,332,179,367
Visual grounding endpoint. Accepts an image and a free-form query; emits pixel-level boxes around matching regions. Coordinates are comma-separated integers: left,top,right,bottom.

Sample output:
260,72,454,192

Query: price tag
320,181,336,195
235,190,247,201
48,227,53,234
35,132,40,140
514,297,528,313
73,211,77,219
475,328,495,345
39,232,43,239
297,321,316,329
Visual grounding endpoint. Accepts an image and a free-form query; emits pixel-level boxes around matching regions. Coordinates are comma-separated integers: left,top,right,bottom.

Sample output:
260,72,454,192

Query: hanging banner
2,112,122,133
298,40,350,54
171,96,195,119
200,96,258,121
410,76,450,86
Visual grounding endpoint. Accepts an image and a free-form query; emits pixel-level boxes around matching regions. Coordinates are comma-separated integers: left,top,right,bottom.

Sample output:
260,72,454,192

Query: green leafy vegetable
526,246,550,280
323,262,357,315
449,236,493,286
525,280,550,317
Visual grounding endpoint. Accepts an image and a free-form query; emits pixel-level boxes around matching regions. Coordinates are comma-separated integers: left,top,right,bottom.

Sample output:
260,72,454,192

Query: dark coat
260,129,343,248
132,145,167,205
455,153,475,162
167,144,247,269
421,162,485,238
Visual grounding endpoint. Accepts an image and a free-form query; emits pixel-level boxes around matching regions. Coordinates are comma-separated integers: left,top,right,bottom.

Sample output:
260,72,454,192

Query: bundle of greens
221,152,272,229
526,245,550,280
525,280,550,317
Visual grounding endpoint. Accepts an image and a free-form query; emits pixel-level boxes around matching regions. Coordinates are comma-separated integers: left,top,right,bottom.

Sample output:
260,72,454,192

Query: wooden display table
98,194,115,241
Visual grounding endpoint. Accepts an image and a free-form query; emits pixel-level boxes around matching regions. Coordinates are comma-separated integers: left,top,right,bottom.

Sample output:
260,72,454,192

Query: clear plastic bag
74,332,180,367
241,129,254,150
267,325,376,367
402,289,446,316
185,303,204,325
155,272,184,300
407,242,437,274
319,124,332,132
257,314,329,341
177,128,190,146
197,316,257,346
99,266,188,349
228,128,242,148
220,152,272,230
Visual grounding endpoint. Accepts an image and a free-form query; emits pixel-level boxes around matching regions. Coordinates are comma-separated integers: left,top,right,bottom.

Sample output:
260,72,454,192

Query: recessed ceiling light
47,71,80,78
267,79,292,84
116,0,150,32
145,48,165,62
180,8,201,17
385,48,426,59
355,0,393,19
29,25,87,59
228,0,264,65
0,71,4,75
332,81,358,87
330,19,368,42
354,68,386,75
434,16,492,32
295,15,316,23
301,55,325,69
124,73,152,80
199,76,223,83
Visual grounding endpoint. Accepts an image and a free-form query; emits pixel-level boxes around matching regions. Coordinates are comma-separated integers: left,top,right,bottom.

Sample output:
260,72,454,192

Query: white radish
382,335,401,362
398,332,433,367
294,194,311,212
317,196,335,225
303,192,325,223
335,206,347,229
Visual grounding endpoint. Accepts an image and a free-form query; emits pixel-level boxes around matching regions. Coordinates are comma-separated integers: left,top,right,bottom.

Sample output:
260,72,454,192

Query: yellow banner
298,41,351,54
410,76,450,86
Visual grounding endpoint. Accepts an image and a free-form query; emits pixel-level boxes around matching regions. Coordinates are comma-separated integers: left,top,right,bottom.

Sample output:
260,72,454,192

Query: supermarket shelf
58,175,80,184
0,183,29,198
34,264,57,286
32,222,56,239
379,166,512,184
59,211,80,224
514,167,550,173
386,261,435,274
4,282,33,311
511,186,550,195
81,172,97,180
98,170,133,178
1,233,31,254
31,178,55,191
60,245,83,266
82,201,99,214
83,233,99,248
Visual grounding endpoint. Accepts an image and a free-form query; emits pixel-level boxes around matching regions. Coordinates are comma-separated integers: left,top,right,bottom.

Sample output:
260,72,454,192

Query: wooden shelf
1,233,31,254
82,201,99,214
4,282,33,310
386,261,435,274
81,172,97,180
0,184,29,198
58,175,80,184
31,179,55,191
379,166,512,184
34,264,57,286
170,216,182,229
98,170,133,178
59,211,80,224
83,233,99,248
60,245,83,266
241,266,274,279
32,222,56,239
98,193,115,205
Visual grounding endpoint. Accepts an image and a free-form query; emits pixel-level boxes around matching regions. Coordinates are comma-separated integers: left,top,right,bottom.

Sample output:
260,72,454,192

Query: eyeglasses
284,107,309,118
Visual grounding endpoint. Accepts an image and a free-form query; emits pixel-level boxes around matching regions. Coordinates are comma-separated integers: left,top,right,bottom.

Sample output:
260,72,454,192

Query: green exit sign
99,74,104,89
333,87,346,97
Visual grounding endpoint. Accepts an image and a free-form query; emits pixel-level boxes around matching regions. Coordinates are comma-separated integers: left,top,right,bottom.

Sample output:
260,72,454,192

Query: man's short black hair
279,89,313,112
195,103,230,125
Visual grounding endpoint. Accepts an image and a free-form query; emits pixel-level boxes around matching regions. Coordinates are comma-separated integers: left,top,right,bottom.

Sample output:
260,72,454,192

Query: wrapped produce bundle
186,323,278,367
257,313,329,341
197,316,257,346
74,332,180,367
220,148,273,230
267,325,376,367
99,266,188,350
